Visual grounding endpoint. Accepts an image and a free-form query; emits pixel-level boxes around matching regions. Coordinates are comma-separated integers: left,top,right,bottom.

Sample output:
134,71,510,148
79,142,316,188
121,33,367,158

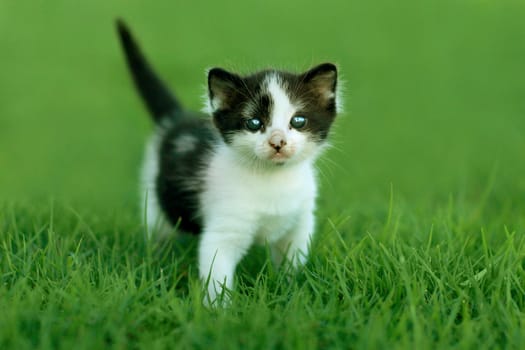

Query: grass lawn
1,0,524,349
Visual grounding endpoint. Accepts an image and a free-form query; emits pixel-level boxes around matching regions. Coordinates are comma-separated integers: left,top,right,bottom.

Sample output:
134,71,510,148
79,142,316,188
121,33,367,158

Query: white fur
141,130,170,237
198,144,317,304
266,75,298,130
198,76,319,304
335,74,344,114
174,134,198,154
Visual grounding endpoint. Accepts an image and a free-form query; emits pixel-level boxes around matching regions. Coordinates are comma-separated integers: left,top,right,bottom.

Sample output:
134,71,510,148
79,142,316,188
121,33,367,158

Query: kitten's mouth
269,151,289,164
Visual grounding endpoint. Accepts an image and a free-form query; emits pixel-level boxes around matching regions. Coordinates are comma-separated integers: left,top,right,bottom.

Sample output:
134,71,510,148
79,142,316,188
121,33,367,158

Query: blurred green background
1,0,524,218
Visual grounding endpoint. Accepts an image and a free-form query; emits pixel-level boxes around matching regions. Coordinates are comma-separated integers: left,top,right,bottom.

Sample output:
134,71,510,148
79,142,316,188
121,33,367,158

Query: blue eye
290,115,307,129
245,118,262,131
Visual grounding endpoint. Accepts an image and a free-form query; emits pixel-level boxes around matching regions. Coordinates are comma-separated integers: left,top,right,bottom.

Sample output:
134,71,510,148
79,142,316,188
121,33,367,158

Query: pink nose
269,131,287,151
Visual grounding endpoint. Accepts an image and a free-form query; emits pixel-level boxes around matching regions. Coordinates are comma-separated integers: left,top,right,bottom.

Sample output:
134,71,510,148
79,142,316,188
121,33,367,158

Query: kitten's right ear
302,63,338,101
207,68,243,112
299,63,341,113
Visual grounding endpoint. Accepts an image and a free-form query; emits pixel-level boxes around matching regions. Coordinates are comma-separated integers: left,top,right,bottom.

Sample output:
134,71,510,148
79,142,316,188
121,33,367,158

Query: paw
202,279,231,307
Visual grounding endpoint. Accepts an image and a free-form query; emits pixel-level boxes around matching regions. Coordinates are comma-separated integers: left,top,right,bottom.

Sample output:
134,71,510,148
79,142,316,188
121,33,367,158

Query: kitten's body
117,21,339,304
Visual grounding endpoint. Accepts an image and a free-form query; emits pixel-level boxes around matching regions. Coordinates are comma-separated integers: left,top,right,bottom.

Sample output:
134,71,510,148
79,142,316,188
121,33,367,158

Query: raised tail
116,19,182,123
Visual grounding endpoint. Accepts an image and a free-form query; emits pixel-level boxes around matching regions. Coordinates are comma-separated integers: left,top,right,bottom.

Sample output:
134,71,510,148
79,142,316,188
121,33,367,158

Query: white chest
200,149,317,242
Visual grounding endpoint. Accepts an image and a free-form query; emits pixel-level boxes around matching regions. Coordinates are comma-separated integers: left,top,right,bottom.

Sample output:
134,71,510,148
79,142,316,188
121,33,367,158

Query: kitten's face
207,64,338,168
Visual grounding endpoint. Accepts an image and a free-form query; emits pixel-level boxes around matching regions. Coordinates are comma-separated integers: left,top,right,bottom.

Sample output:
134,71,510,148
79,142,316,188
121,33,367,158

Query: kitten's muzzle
268,131,287,152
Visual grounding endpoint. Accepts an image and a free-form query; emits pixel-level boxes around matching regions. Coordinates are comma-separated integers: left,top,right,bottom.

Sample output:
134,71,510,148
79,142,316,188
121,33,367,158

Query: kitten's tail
116,19,182,123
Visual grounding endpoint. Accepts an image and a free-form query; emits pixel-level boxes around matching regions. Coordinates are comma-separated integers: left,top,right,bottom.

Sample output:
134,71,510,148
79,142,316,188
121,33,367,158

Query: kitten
116,20,340,304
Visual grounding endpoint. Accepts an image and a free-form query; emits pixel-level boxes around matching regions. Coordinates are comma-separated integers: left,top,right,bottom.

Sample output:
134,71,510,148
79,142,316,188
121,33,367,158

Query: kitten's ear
302,63,338,110
207,68,243,112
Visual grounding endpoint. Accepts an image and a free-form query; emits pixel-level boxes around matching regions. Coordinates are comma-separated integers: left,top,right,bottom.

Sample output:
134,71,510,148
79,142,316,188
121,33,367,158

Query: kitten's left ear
302,63,338,111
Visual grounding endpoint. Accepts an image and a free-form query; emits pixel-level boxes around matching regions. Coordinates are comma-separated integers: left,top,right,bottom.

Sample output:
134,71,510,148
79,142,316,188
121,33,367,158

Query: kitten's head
206,63,339,168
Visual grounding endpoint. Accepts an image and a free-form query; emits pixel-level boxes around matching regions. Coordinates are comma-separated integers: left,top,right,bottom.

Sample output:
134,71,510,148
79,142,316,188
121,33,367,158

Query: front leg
198,222,255,305
272,208,315,268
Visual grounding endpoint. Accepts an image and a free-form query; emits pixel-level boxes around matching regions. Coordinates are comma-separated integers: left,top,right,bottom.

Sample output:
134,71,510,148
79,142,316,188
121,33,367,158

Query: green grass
1,0,525,349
